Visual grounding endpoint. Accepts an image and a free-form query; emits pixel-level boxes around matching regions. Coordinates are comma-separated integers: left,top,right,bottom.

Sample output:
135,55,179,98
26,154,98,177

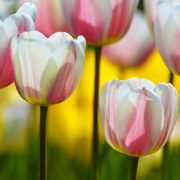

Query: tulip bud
0,2,37,88
11,31,86,106
103,11,154,67
100,78,178,156
154,0,180,74
61,0,139,45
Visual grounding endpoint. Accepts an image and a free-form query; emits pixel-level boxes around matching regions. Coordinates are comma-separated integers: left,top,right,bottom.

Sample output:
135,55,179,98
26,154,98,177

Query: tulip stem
169,71,174,84
92,46,102,180
129,157,139,180
161,71,174,180
40,106,48,180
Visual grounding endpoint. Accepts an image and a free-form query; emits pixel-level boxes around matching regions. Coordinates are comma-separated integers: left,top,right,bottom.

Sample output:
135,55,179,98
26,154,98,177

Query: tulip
144,0,175,32
154,1,180,75
0,2,37,88
103,11,154,67
11,31,86,105
100,78,178,156
61,0,139,45
19,0,68,36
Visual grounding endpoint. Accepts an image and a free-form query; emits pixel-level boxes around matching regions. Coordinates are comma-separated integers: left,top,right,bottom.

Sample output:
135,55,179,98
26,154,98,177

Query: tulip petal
47,40,84,103
12,35,51,104
117,88,164,156
17,2,37,21
126,78,155,90
154,83,178,149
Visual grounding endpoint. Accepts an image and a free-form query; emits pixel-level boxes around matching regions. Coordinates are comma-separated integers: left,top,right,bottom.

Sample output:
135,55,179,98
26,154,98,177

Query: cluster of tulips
0,0,180,180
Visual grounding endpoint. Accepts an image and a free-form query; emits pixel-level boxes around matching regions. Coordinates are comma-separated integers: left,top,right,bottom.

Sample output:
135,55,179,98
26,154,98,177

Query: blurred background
1,0,180,180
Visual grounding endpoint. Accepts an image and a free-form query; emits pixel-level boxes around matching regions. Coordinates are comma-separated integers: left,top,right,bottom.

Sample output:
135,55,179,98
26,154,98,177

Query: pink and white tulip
19,0,68,36
103,11,154,67
154,1,180,74
61,0,139,45
0,2,37,88
11,31,86,105
100,78,178,156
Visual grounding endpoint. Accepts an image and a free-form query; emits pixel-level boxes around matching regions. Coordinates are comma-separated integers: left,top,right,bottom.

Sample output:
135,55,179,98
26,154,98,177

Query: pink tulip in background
103,11,154,67
154,1,180,74
100,78,178,156
19,0,68,36
61,0,139,45
11,31,86,105
0,2,36,88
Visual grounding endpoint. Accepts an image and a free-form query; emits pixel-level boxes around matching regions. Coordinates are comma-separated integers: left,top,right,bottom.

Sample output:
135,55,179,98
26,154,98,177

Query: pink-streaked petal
47,40,84,104
119,88,164,156
154,83,178,149
61,0,138,45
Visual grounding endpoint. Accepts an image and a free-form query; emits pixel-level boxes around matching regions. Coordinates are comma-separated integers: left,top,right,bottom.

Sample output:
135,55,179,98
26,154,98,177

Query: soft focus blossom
19,0,68,36
144,0,175,31
103,11,154,67
154,1,180,74
3,96,31,144
11,31,86,105
61,0,139,45
0,0,16,19
100,78,178,156
144,0,159,31
0,2,36,88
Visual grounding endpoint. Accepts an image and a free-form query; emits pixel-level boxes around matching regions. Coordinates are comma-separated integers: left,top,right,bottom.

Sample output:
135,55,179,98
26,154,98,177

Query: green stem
169,71,174,84
92,46,102,180
129,157,139,180
161,71,174,180
40,106,48,180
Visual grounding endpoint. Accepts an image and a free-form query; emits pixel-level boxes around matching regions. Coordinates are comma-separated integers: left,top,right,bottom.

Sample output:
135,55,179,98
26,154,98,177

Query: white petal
154,83,178,147
17,2,37,21
126,78,155,90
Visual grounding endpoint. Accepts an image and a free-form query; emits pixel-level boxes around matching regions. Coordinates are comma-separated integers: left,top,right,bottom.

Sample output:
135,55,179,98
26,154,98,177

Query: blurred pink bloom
11,31,86,105
103,11,154,67
100,78,178,156
20,0,68,36
154,1,180,74
61,0,139,45
0,2,36,88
